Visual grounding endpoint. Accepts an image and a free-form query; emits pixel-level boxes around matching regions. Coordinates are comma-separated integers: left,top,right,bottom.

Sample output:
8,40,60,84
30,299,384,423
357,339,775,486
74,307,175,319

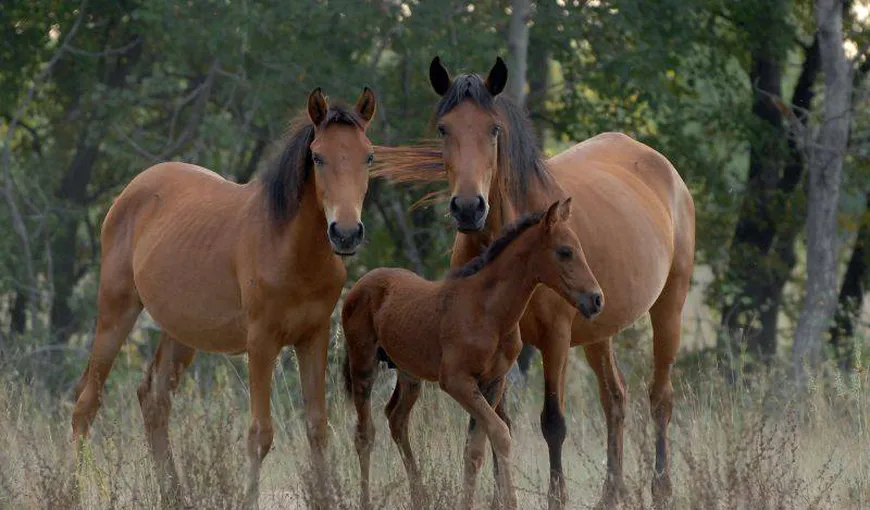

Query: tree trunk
526,30,550,151
793,0,852,379
718,34,820,377
10,290,27,336
829,192,869,369
718,43,786,372
505,0,531,105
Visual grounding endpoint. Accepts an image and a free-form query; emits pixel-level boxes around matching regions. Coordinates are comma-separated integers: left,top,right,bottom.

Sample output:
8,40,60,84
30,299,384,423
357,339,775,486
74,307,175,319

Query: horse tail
342,352,353,398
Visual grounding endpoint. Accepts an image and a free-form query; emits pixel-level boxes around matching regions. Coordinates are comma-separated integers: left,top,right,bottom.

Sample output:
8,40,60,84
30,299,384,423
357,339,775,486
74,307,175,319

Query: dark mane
435,73,553,207
261,103,364,223
448,210,546,279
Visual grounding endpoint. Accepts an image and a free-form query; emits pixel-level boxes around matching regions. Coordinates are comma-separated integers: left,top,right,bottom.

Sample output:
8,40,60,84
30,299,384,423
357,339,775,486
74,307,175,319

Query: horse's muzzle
450,194,488,232
328,221,365,256
575,291,604,319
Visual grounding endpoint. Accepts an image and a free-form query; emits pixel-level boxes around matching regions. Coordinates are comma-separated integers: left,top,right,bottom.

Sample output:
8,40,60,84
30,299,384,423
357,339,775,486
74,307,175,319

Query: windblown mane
261,104,364,223
448,209,546,279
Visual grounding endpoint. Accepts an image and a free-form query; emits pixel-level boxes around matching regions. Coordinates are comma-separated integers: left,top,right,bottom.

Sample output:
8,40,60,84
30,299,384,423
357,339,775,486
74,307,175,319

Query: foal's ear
355,87,377,126
544,198,572,230
429,56,452,96
485,57,508,97
558,197,573,222
307,87,328,127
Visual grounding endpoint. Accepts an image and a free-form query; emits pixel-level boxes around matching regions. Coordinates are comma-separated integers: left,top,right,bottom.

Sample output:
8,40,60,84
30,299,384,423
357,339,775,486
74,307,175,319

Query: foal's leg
137,332,196,508
244,331,280,510
583,339,627,508
385,371,424,503
440,371,516,510
647,271,690,508
295,327,332,508
347,340,378,509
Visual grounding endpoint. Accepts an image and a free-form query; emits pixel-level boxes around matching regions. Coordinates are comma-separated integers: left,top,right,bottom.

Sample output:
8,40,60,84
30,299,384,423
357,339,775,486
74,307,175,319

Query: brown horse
374,57,696,509
71,87,377,508
342,199,602,510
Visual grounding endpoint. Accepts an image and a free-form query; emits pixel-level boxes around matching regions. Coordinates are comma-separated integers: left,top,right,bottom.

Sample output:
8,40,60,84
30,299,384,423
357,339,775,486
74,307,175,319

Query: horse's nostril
356,222,365,239
593,293,602,309
449,197,460,214
328,222,339,239
476,195,486,212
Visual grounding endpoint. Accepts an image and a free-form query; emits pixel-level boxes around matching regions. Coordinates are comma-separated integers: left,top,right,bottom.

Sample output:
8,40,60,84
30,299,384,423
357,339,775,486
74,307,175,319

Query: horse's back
101,162,253,351
546,132,695,337
344,268,443,380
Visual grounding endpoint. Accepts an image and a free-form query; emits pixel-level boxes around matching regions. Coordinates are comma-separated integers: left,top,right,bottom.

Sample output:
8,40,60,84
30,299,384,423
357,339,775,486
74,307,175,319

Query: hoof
594,478,627,510
651,472,673,509
547,475,567,510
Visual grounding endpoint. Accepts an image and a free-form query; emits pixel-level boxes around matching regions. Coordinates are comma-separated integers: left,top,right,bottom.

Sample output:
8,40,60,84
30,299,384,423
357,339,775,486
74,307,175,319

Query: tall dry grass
0,332,867,509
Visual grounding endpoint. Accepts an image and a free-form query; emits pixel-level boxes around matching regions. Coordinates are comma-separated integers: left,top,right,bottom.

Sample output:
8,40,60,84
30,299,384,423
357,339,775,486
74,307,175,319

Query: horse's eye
367,153,375,166
491,125,502,138
312,154,324,167
436,125,447,138
555,246,574,261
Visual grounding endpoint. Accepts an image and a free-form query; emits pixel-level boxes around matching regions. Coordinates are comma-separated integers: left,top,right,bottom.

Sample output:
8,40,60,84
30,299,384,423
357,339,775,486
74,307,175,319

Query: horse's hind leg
583,339,627,508
137,332,196,508
72,254,142,442
346,339,378,510
648,269,691,508
385,371,424,503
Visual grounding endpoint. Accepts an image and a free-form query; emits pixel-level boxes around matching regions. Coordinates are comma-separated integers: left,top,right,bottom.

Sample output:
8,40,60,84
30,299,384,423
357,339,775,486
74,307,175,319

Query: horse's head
429,56,508,232
307,87,377,255
532,199,603,319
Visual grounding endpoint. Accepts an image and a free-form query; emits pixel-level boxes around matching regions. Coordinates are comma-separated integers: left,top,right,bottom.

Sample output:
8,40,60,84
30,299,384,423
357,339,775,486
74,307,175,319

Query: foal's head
532,199,604,319
429,56,547,232
265,87,377,255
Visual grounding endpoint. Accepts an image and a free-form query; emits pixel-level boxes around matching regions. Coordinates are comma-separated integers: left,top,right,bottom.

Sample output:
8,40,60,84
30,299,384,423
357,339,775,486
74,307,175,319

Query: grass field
0,329,867,510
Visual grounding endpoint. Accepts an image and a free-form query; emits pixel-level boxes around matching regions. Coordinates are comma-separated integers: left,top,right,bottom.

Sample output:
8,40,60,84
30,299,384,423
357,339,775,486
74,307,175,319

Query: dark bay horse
342,199,603,510
71,87,377,508
374,57,696,509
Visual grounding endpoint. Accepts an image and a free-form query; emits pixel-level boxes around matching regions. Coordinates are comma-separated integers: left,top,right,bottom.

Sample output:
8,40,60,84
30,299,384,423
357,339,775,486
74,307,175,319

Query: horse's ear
485,57,508,96
558,197,573,222
355,87,377,126
307,87,328,127
544,200,561,230
429,56,452,96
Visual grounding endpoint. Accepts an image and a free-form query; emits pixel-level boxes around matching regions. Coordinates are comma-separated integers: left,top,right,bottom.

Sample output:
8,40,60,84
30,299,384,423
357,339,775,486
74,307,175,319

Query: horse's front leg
537,322,572,510
295,326,331,509
244,328,281,510
441,361,516,510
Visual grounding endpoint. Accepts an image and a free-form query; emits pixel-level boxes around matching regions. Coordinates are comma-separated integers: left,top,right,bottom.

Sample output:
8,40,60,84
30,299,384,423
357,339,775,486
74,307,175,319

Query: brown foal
341,199,603,510
374,57,696,509
71,87,377,508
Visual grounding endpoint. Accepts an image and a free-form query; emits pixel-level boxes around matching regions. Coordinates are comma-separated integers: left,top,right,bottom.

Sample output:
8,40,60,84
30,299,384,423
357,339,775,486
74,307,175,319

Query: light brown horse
71,87,377,508
342,199,603,510
374,57,696,509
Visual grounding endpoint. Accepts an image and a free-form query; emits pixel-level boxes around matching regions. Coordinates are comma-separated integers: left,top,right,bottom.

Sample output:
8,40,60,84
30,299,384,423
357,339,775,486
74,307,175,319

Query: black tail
342,352,353,397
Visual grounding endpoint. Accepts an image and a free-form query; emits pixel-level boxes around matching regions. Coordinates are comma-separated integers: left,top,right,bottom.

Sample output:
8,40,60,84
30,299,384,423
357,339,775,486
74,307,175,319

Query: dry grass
0,337,867,510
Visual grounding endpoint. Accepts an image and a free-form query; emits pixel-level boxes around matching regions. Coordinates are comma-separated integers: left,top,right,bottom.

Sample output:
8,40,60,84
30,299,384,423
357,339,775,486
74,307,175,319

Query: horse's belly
133,251,247,352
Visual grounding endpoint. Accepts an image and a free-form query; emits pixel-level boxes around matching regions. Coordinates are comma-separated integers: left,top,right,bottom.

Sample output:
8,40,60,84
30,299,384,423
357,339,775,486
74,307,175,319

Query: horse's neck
466,241,538,330
484,166,564,240
256,179,335,270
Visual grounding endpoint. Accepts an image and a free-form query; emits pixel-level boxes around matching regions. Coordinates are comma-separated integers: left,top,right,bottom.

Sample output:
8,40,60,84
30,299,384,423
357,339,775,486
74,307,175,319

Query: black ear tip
432,56,441,65
496,56,506,66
